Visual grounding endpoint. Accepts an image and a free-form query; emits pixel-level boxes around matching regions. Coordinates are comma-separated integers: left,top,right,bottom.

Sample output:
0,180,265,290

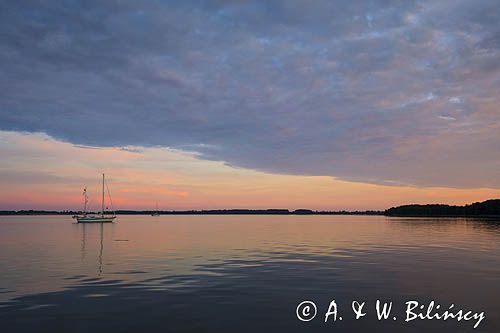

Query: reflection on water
79,223,105,276
0,215,499,332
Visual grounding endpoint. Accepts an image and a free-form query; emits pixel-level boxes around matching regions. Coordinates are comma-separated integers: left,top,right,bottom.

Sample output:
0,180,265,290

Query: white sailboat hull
75,215,116,223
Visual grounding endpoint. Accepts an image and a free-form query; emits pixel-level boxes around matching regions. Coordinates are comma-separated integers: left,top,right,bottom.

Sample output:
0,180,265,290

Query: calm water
0,215,499,332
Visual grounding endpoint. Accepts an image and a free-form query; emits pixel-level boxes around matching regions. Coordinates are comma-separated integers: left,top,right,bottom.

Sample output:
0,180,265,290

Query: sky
0,1,499,210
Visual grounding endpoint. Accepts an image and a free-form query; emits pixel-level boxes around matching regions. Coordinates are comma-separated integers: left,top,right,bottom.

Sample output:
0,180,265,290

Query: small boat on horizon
73,174,116,223
151,202,160,216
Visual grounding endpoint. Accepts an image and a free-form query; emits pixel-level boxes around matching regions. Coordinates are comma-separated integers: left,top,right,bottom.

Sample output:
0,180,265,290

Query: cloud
0,0,499,188
448,97,462,104
438,115,456,121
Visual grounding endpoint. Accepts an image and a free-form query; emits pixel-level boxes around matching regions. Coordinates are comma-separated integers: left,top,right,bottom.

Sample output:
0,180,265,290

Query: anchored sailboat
73,174,116,223
151,202,160,216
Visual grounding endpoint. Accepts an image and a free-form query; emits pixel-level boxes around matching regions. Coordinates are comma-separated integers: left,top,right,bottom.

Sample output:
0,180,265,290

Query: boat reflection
79,222,106,276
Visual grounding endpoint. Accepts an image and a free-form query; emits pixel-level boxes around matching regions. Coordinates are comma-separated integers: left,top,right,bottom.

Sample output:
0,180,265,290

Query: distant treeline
116,209,383,215
0,209,383,215
0,210,79,215
4,200,498,216
385,199,500,217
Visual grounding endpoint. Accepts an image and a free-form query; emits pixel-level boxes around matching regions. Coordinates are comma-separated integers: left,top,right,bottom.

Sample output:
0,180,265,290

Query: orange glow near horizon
0,131,499,211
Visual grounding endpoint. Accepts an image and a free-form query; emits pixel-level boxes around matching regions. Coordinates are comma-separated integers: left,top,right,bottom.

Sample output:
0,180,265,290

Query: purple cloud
0,0,499,187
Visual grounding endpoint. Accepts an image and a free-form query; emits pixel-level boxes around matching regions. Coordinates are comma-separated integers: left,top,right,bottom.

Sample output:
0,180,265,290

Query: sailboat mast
83,188,87,214
102,173,105,216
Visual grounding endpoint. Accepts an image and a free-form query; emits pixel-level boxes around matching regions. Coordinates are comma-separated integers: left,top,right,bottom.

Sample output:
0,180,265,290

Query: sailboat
151,202,160,216
73,174,116,223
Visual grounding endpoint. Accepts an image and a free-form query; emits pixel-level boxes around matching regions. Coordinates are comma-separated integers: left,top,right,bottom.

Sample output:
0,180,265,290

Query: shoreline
0,210,383,216
1,211,499,218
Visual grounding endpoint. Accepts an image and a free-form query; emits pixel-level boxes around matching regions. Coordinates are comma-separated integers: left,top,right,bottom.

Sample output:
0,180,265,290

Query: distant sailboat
151,202,160,216
73,174,116,223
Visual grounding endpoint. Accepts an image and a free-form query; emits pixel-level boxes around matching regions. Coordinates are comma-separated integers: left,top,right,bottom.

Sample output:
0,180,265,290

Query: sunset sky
1,1,499,210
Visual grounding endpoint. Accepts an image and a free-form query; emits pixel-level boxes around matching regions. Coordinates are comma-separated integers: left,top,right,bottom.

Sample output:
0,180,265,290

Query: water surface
0,215,498,332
